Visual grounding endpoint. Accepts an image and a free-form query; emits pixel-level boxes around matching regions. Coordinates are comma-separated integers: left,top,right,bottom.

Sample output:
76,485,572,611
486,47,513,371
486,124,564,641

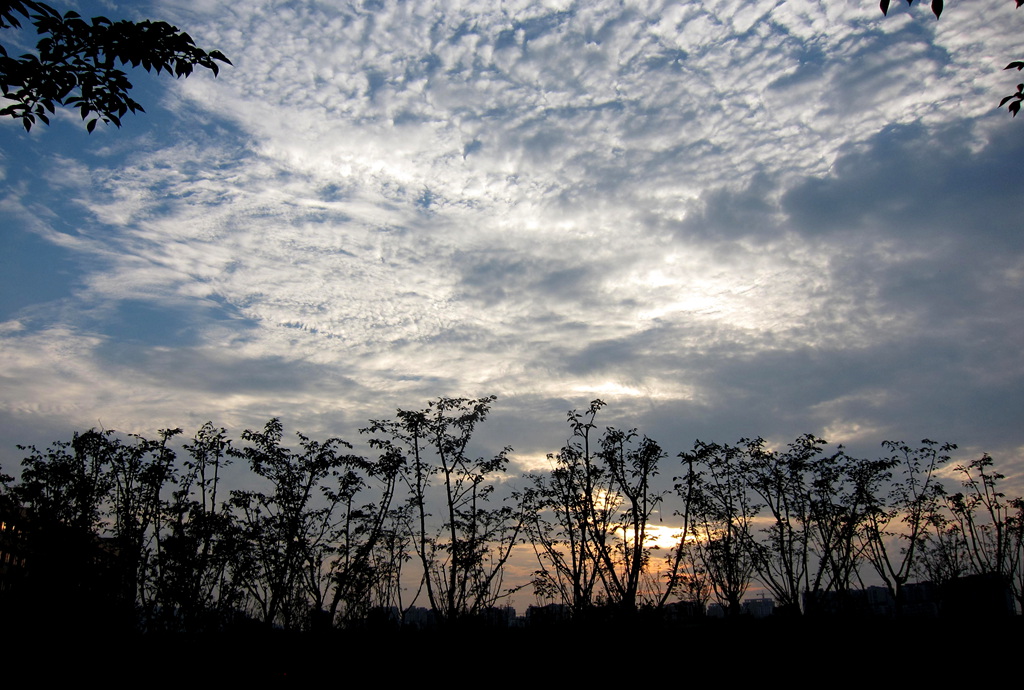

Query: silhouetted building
804,586,895,617
662,600,705,621
741,596,775,618
479,605,516,627
802,581,1010,619
0,503,28,596
0,499,130,631
940,573,1015,618
526,603,570,626
900,581,939,617
365,605,402,627
403,606,437,629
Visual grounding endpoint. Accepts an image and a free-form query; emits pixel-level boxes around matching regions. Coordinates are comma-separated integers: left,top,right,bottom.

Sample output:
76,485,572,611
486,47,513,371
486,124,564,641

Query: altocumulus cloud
0,0,1022,487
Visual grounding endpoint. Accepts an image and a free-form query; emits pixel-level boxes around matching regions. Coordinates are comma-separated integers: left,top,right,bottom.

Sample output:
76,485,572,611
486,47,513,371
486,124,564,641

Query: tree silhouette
0,0,230,131
682,440,757,617
156,423,245,631
364,396,524,622
740,435,819,615
801,449,889,612
323,434,403,626
228,419,367,629
525,401,674,614
941,454,1024,610
524,400,616,614
106,428,181,620
524,397,634,614
595,426,666,610
860,439,952,613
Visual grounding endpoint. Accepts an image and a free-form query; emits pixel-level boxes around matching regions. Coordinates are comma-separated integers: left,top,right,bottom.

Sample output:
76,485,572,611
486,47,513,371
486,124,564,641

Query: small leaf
880,0,891,15
86,118,97,133
1006,62,1024,71
932,0,942,18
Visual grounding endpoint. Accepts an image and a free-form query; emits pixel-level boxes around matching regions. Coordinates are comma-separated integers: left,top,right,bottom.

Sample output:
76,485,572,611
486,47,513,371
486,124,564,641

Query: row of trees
524,403,1024,618
2,397,1022,631
0,397,525,631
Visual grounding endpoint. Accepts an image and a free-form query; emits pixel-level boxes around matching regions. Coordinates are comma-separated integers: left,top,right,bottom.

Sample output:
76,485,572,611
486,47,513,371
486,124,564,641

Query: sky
1,0,1023,504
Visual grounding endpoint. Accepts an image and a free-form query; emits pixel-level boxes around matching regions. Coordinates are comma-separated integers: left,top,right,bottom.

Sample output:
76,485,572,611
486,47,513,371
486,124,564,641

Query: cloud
673,172,782,241
2,0,1023,489
784,122,1024,240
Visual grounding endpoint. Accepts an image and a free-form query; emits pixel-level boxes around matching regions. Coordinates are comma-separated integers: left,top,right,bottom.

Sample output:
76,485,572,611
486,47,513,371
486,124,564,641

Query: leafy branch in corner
880,0,1024,117
1000,70,1024,117
0,0,231,132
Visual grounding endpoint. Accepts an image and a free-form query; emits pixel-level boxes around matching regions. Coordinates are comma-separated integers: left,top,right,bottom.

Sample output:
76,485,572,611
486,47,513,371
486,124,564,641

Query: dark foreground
7,615,1020,683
